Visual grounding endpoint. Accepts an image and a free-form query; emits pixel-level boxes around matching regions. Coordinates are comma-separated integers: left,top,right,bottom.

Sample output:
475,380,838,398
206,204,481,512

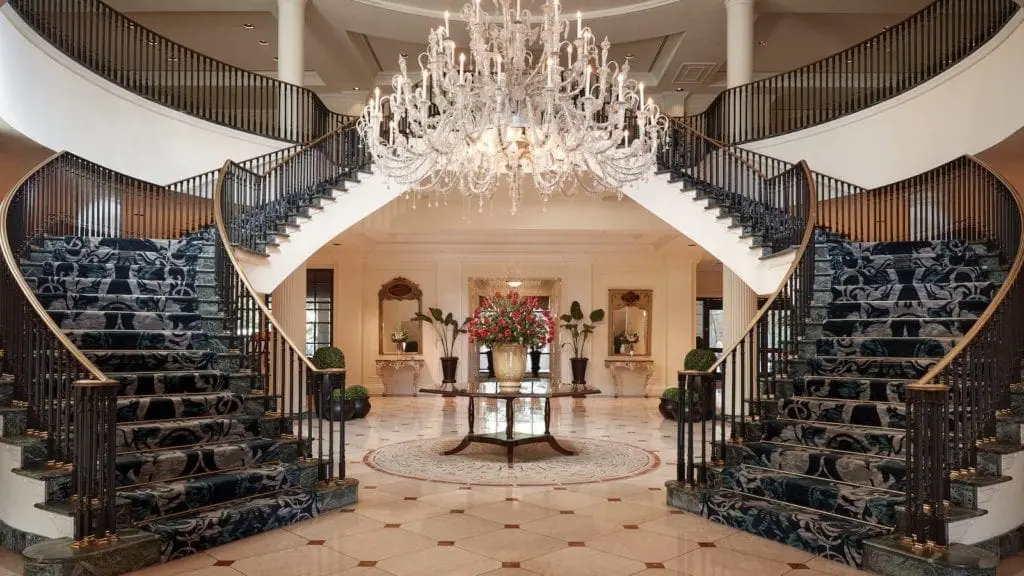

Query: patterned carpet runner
23,233,326,560
697,236,1004,567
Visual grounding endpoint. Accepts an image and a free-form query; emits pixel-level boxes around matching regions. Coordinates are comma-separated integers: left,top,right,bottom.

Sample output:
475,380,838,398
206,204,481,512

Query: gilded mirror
608,289,653,357
379,277,423,355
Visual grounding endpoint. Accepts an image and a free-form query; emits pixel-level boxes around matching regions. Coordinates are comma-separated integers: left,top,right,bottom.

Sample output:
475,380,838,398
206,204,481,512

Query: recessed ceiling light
273,56,278,61
675,87,684,92
148,39,157,46
168,55,178,62
353,87,361,91
258,40,269,46
757,40,767,47
506,280,523,288
243,23,255,29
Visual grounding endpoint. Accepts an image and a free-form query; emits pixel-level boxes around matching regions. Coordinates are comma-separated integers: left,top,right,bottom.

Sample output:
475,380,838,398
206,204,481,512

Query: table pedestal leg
443,396,475,455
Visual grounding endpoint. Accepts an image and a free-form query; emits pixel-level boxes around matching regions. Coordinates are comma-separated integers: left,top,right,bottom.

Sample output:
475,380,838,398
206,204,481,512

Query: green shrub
661,387,681,401
344,385,369,400
312,346,345,369
683,348,717,372
330,388,344,401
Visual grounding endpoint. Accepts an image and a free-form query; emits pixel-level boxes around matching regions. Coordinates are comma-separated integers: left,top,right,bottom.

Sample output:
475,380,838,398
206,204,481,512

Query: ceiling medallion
358,0,668,214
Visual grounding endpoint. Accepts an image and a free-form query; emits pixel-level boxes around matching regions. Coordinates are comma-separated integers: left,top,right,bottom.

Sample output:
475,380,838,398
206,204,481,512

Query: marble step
758,418,906,457
48,310,203,331
808,337,957,358
64,329,214,351
808,317,976,339
739,441,906,492
827,282,999,304
26,277,214,299
115,415,263,454
115,438,298,487
84,349,219,372
35,236,213,256
791,377,914,403
779,397,906,429
25,262,207,284
112,371,248,397
25,247,215,269
802,356,937,380
36,293,217,315
825,265,1005,287
115,392,249,423
811,299,990,322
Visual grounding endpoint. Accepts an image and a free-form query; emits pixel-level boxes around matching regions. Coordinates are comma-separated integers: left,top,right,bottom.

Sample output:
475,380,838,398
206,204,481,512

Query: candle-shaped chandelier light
357,0,668,214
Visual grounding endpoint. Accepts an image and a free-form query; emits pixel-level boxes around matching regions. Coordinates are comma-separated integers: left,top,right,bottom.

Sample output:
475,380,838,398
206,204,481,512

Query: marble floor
1,396,1022,576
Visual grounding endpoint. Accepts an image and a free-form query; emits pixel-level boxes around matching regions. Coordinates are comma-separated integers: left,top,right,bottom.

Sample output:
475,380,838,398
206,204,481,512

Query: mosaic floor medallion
364,437,660,486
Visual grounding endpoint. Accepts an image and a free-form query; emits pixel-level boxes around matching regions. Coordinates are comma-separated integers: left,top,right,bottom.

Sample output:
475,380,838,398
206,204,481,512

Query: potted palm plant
412,308,470,386
559,301,605,387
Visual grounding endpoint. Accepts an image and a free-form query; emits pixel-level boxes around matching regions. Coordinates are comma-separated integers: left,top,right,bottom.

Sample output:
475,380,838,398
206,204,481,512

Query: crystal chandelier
357,0,668,214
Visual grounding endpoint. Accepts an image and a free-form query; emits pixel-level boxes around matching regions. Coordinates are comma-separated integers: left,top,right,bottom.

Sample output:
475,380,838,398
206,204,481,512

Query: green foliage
344,385,369,400
559,300,605,359
312,346,345,369
413,307,470,357
661,387,681,401
330,388,344,401
684,348,718,372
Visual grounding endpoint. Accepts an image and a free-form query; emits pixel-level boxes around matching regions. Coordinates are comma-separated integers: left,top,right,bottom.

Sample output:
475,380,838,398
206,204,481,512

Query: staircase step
793,377,912,403
113,371,239,396
28,277,202,298
26,247,213,269
35,293,212,314
146,488,320,562
28,262,201,282
721,466,901,527
760,419,906,457
805,356,936,379
829,282,999,303
65,329,212,350
48,310,203,331
811,337,956,358
84,349,218,372
115,415,262,453
815,299,989,321
116,393,247,423
699,489,890,567
812,317,975,339
115,438,296,487
36,236,212,256
780,398,906,429
740,442,906,491
824,240,992,260
121,463,306,522
827,265,1003,287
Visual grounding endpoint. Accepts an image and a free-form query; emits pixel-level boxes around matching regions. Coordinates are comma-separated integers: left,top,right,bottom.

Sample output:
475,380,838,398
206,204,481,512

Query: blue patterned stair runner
697,236,1005,567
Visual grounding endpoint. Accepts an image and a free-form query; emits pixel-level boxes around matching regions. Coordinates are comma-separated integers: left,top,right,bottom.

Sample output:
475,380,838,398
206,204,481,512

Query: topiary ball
312,346,345,369
661,387,681,401
683,348,717,372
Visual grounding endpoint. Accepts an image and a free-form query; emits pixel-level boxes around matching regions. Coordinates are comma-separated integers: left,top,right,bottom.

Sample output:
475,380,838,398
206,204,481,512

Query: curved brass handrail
0,152,115,386
211,161,337,376
912,156,1024,386
261,121,361,177
704,160,818,374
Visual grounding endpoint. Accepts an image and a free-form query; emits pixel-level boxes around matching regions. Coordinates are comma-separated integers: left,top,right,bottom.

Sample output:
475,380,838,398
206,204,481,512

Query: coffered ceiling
106,0,931,112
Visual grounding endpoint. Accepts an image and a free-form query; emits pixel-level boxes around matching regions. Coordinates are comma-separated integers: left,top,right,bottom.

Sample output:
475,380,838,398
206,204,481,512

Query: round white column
277,0,307,140
725,0,755,89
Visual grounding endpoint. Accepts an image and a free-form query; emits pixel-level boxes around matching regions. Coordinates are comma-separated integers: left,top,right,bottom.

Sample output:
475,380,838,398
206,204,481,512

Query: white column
272,265,307,413
277,0,307,139
725,0,754,89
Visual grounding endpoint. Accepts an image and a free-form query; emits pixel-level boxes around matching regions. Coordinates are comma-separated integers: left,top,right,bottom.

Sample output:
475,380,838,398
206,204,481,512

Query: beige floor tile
804,557,875,576
325,527,435,561
520,546,646,576
205,530,307,562
465,500,557,525
630,570,688,576
377,479,465,497
663,547,791,576
573,500,669,525
472,486,556,499
352,488,404,506
401,512,505,541
520,513,622,541
622,489,673,508
0,551,20,576
566,482,647,499
480,569,541,576
639,514,736,541
231,545,358,576
715,531,816,564
588,528,700,563
158,568,239,576
355,499,448,524
416,489,506,510
374,546,502,576
518,489,606,511
346,470,403,487
127,553,216,576
324,569,393,576
457,527,566,562
283,511,384,540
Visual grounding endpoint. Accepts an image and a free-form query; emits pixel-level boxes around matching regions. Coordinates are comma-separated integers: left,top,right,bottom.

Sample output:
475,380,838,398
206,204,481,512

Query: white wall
742,12,1024,189
0,5,290,184
309,243,701,397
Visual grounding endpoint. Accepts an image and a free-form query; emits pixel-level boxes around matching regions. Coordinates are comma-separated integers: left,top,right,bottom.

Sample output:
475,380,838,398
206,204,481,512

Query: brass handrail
260,120,360,177
211,161,339,376
911,155,1024,385
704,160,818,374
0,151,115,387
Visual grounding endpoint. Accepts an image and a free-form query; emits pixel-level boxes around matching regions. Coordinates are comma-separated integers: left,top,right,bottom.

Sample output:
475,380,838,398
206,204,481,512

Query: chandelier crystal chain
357,0,668,214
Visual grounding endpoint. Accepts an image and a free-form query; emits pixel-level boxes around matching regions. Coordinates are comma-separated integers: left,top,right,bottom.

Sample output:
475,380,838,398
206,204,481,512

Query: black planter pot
529,350,542,378
350,397,372,418
441,357,459,383
322,399,355,421
658,398,677,420
570,358,589,385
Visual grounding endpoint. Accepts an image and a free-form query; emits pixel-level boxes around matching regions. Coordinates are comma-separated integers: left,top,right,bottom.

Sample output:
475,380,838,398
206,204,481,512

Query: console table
420,381,600,467
604,358,655,397
375,357,425,396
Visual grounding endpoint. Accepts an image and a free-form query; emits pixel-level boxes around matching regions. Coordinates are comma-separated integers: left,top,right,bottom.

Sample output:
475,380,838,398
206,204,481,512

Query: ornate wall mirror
379,277,423,355
608,289,653,357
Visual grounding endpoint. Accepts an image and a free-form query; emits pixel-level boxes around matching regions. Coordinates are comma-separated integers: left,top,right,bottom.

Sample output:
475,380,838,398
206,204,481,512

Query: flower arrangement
468,292,555,348
623,332,640,345
390,328,409,344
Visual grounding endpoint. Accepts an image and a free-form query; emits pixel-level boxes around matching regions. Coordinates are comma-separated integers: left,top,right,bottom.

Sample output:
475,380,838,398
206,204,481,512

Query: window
305,269,334,356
